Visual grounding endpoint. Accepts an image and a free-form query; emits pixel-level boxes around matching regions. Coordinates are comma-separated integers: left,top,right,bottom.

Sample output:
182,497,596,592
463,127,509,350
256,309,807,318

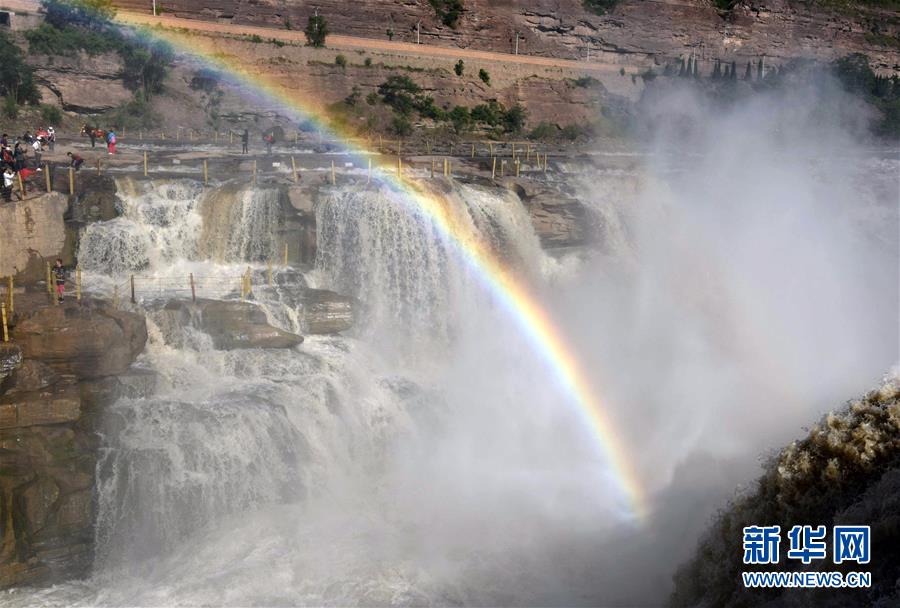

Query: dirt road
116,11,637,76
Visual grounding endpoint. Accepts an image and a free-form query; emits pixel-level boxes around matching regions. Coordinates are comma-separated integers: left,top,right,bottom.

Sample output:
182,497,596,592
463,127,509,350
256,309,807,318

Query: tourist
264,132,274,155
106,129,116,155
53,258,66,303
0,134,7,147
241,129,249,154
13,143,25,171
31,137,42,165
2,146,14,171
47,127,56,152
67,151,85,171
2,166,15,202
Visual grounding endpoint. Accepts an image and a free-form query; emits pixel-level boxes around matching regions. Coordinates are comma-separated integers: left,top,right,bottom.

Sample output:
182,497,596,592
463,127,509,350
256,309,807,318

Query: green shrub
249,34,263,43
40,104,63,124
366,91,379,105
378,75,421,115
454,59,464,76
471,100,503,126
529,121,557,140
3,94,18,119
364,57,373,67
583,0,618,15
305,14,328,47
478,68,490,85
428,0,464,28
447,105,470,133
560,124,582,140
335,54,347,68
502,103,527,133
573,75,598,87
25,22,115,55
271,38,285,48
103,92,158,129
391,113,413,136
344,85,361,106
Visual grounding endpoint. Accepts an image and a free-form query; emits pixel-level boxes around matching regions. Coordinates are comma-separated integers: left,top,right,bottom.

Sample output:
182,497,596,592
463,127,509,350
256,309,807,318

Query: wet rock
11,300,148,379
0,379,81,429
163,299,304,349
3,360,59,394
298,289,355,334
65,174,120,224
0,344,23,386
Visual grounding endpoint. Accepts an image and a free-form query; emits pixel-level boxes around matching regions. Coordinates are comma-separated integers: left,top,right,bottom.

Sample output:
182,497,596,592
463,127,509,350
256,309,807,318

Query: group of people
1,129,55,202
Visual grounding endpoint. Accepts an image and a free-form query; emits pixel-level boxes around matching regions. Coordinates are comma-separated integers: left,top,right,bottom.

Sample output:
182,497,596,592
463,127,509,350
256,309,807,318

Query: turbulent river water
7,146,899,606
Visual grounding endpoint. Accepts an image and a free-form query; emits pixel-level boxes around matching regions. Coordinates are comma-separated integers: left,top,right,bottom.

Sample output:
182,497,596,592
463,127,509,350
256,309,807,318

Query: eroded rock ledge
0,300,148,589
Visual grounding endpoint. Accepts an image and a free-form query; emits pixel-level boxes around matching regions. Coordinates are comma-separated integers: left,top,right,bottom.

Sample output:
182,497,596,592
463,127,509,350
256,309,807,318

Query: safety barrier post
176,128,180,141
449,142,453,157
143,151,148,177
291,156,298,183
96,159,101,176
203,159,208,185
431,158,435,178
500,159,505,177
214,131,218,144
511,142,516,160
471,143,475,158
492,157,496,179
17,172,25,201
139,130,143,141
526,144,531,162
45,262,52,297
230,131,234,145
252,160,257,185
6,276,13,314
44,164,51,192
397,157,402,180
367,158,371,184
515,159,520,178
1,302,8,343
283,243,288,266
68,167,74,195
190,273,196,302
76,267,81,301
130,275,136,303
331,161,336,185
489,142,494,158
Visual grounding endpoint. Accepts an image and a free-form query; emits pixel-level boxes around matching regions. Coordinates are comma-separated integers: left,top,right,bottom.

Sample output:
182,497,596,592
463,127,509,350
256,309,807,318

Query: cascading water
17,175,623,607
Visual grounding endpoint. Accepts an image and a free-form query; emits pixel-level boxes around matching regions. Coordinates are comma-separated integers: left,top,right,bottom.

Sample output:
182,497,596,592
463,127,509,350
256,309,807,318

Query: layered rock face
0,301,148,588
30,51,133,112
110,0,900,73
160,299,304,349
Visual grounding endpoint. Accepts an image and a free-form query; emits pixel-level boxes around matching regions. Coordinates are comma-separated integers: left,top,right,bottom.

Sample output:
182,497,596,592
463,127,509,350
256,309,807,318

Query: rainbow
115,15,650,521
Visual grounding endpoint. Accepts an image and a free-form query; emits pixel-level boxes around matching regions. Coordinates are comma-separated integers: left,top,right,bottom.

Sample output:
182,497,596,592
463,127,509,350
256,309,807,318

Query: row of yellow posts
0,266,82,343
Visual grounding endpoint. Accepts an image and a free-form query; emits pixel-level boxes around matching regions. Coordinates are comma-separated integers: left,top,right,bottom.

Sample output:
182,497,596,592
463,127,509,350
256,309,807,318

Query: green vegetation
864,32,900,49
454,60,464,77
712,0,738,9
447,105,470,133
529,121,557,140
344,85,361,106
305,14,328,47
391,114,412,136
573,75,599,87
335,54,347,68
25,22,116,55
386,28,394,41
102,92,158,129
478,68,490,85
583,0,618,15
40,104,63,124
3,95,19,119
831,53,900,137
248,34,263,43
0,31,40,107
364,57,373,67
428,0,464,28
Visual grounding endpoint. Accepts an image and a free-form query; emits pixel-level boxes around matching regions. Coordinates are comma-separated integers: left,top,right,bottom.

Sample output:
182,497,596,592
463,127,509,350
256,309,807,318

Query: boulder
11,300,148,379
65,175,120,224
298,289,355,334
163,299,303,350
0,379,81,429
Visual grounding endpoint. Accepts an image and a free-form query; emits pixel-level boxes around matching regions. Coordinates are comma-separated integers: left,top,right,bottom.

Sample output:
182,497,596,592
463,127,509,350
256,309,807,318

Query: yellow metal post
511,142,516,160
331,161,336,185
492,156,496,179
6,276,13,315
291,156,298,183
431,158,435,178
17,172,25,201
44,164,51,192
69,167,74,195
76,267,81,301
252,160,257,185
1,302,8,343
203,159,208,185
96,158,101,176
515,159,520,178
144,151,148,177
489,142,494,157
46,262,52,296
471,143,475,158
283,243,288,266
139,129,143,141
397,156,402,180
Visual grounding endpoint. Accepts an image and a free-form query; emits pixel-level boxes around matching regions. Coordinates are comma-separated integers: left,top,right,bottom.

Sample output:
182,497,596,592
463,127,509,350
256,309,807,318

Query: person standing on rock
13,143,26,172
241,129,249,154
106,129,117,155
2,166,16,202
47,127,56,152
53,259,67,303
31,137,42,166
264,132,274,155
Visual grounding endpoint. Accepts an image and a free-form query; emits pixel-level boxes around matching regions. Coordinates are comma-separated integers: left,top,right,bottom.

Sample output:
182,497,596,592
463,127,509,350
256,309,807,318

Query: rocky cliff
110,0,900,74
0,300,148,588
670,374,900,607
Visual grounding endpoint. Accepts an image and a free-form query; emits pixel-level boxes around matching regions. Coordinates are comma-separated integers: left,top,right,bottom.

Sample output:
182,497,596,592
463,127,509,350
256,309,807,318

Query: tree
42,0,115,31
454,59,464,76
119,33,174,100
335,54,347,68
478,68,490,85
428,0,464,28
583,0,618,15
305,14,328,47
0,31,40,105
386,28,394,41
391,114,412,136
448,105,470,133
502,104,527,134
378,75,421,115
